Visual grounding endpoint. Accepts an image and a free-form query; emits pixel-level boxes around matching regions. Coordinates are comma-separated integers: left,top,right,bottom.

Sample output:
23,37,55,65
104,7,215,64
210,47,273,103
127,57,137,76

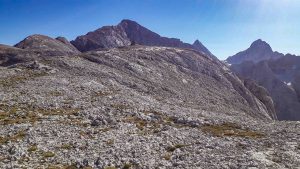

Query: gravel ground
0,46,299,169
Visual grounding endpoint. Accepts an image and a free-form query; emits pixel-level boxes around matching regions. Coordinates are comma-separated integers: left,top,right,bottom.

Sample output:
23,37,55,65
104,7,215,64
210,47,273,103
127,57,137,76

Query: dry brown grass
124,116,147,130
106,139,114,145
0,103,80,125
0,70,47,87
111,104,131,110
43,151,55,158
0,130,27,145
163,153,172,160
27,145,38,152
201,123,264,138
166,144,189,152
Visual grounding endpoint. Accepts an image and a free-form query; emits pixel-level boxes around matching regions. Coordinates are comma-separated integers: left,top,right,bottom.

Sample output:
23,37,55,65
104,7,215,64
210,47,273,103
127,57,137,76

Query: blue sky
0,0,299,59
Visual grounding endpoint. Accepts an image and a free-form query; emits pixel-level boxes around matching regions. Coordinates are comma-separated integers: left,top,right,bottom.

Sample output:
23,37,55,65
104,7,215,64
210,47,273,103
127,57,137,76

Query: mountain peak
250,39,272,52
226,39,283,64
119,19,139,25
192,39,213,57
193,39,201,45
71,20,214,57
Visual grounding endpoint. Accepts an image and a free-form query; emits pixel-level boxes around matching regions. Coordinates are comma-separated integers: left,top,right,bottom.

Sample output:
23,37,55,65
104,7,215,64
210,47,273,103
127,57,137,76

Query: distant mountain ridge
226,39,283,64
228,40,300,120
71,19,215,58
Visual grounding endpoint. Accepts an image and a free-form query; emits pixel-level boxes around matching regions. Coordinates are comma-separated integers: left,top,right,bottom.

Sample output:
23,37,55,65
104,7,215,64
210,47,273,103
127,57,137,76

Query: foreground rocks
0,45,299,169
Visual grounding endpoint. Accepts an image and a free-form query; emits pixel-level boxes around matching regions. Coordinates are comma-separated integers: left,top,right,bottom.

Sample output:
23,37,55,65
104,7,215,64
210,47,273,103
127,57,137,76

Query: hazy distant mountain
71,19,215,58
228,40,300,120
226,39,283,64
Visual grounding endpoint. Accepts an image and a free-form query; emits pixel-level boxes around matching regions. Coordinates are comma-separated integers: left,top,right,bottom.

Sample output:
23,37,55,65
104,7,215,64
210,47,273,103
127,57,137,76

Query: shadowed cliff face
227,39,300,121
71,19,216,59
231,56,300,121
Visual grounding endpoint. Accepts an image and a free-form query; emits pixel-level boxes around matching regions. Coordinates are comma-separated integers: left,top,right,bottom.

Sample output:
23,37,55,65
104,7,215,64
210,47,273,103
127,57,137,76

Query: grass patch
104,167,117,169
0,70,47,88
47,165,62,169
93,90,116,97
201,123,264,138
166,144,188,152
123,116,148,130
110,104,131,111
60,144,73,150
123,163,132,169
28,145,38,152
106,139,114,145
48,91,64,97
43,151,55,158
163,153,172,160
0,103,80,125
63,164,77,169
0,130,26,145
123,110,177,132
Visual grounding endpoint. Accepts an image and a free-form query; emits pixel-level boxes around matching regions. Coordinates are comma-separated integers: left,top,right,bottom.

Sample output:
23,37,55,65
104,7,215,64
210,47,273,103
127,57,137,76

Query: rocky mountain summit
15,34,80,56
71,20,215,58
228,40,300,121
226,39,283,64
0,23,299,168
192,39,213,56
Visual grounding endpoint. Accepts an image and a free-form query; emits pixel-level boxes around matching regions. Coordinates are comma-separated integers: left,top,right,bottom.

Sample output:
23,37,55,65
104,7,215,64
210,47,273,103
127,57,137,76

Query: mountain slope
1,43,299,168
231,55,300,120
15,34,80,55
193,39,213,56
0,44,37,66
55,36,80,53
71,20,215,58
227,39,283,64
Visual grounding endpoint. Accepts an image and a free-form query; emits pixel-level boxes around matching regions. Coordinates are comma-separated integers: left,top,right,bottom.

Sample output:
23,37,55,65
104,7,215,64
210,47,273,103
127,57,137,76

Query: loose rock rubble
0,45,299,169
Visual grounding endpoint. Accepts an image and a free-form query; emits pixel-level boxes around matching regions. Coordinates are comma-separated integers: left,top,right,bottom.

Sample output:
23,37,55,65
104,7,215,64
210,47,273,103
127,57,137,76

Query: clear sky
0,0,299,60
